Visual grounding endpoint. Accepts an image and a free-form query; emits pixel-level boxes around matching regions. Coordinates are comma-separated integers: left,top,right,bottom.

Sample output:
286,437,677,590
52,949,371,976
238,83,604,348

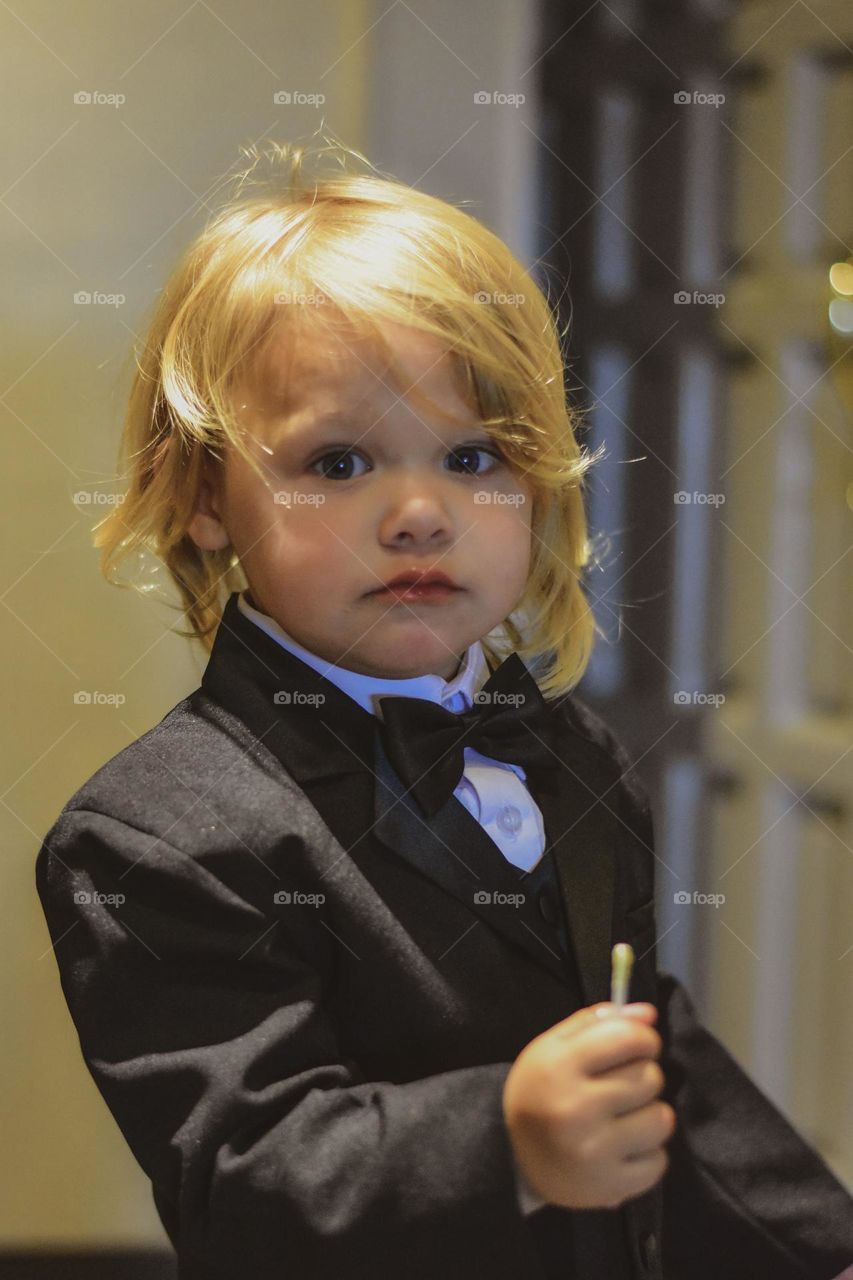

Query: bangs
163,186,568,484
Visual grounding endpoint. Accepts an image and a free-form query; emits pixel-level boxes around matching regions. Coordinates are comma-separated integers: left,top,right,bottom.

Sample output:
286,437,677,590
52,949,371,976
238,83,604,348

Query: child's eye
309,449,369,481
308,444,502,482
447,445,503,476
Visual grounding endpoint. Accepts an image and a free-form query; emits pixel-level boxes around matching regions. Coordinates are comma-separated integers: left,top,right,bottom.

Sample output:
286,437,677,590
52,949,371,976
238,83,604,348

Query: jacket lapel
372,701,622,1004
201,594,622,1008
371,731,568,984
531,754,620,1006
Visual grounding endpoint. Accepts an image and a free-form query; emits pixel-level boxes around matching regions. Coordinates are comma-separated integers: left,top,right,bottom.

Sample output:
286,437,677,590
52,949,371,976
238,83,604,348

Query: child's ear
187,459,231,552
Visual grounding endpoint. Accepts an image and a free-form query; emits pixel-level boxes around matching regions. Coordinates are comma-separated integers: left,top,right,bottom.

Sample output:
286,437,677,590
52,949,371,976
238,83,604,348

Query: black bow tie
376,652,559,818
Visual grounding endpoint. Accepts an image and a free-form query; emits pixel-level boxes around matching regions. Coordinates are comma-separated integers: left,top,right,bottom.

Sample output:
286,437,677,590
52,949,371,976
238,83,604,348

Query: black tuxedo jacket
35,594,853,1279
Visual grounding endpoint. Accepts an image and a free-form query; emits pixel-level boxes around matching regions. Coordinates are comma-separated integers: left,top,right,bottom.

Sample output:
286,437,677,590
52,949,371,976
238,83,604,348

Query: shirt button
537,889,559,927
496,804,522,838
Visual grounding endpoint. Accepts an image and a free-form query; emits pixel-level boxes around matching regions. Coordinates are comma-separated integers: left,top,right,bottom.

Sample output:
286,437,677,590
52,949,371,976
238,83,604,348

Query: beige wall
10,0,540,1249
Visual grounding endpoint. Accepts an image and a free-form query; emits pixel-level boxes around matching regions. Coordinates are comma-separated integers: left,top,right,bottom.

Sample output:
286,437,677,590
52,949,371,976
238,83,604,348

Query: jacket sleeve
34,806,545,1280
586,704,853,1278
658,968,853,1280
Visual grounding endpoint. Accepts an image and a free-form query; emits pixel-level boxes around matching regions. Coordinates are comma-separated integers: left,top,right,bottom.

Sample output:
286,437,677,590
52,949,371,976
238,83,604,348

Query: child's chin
378,644,467,681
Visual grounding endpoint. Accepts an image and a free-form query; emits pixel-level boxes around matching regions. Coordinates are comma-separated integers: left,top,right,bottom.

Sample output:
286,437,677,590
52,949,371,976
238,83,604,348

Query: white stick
610,942,635,1011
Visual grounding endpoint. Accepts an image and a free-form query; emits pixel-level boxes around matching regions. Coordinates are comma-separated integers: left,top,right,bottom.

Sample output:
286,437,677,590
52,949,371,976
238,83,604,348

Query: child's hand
502,1001,675,1211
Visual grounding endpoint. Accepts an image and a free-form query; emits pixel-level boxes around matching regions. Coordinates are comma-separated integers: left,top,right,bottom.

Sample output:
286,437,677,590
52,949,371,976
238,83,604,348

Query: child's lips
372,582,463,603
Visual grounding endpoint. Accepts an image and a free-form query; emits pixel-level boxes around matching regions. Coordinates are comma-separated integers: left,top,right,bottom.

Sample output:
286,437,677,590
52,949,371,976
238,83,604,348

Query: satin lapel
372,732,568,984
530,750,619,1008
372,700,622,1005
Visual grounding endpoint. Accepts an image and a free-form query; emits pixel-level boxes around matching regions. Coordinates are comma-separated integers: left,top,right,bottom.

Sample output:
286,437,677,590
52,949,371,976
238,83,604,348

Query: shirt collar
236,590,491,719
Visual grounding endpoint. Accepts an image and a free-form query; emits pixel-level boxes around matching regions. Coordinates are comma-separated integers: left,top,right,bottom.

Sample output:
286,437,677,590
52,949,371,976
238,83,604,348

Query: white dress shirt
236,591,549,1215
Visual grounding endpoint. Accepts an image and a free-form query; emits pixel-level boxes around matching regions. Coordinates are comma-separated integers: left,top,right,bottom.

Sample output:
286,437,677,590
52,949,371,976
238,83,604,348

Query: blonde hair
94,134,608,699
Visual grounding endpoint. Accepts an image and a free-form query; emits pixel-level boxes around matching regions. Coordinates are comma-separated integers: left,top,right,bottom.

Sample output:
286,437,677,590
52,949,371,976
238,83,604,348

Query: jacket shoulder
42,689,311,855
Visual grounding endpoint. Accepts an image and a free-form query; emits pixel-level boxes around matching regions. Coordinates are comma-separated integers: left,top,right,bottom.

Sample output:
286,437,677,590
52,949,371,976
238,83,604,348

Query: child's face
188,321,534,680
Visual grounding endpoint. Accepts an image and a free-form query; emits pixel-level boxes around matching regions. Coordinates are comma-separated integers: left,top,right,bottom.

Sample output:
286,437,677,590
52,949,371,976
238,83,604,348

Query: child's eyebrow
284,411,490,440
302,411,368,429
276,413,369,443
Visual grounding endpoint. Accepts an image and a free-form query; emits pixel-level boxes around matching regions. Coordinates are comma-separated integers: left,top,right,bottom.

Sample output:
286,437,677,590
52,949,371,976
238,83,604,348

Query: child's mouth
374,583,462,603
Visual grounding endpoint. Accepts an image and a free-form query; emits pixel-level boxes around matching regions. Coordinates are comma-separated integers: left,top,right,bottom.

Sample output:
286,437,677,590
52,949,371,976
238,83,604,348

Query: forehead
245,317,477,420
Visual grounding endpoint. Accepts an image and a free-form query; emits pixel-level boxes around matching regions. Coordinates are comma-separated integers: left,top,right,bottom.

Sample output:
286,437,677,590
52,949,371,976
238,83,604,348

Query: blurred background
6,0,852,1273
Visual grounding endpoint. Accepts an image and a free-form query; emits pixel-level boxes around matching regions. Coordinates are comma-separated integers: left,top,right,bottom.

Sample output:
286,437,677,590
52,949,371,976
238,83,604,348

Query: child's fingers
555,1002,657,1040
580,1018,663,1077
545,1003,661,1075
595,1002,657,1022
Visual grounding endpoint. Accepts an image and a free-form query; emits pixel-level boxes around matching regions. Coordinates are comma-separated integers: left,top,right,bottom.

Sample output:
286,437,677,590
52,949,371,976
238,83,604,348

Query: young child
36,140,853,1280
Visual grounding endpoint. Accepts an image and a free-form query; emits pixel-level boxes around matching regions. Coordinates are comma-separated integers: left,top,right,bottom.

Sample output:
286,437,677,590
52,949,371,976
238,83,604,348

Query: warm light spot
829,262,853,296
